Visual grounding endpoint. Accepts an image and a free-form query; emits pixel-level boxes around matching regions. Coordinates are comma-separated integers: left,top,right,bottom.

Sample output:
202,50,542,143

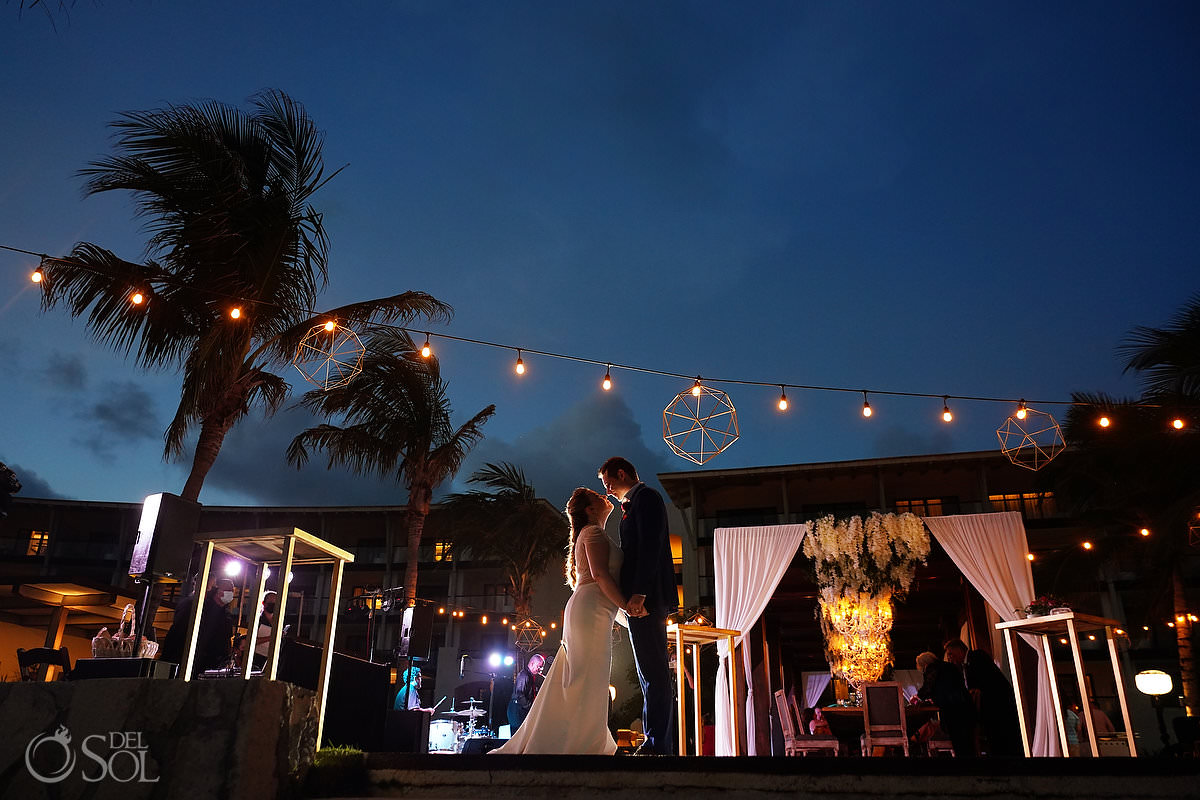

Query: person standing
507,653,546,734
599,457,678,755
964,648,1023,756
159,577,237,674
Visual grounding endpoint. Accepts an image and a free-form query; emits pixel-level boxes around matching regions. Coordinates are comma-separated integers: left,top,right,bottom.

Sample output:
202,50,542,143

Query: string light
1026,552,1035,561
438,607,445,614
30,266,43,283
421,333,432,358
1082,541,1094,550
1140,528,1151,537
862,392,872,418
602,365,612,391
942,397,953,423
1172,418,1185,430
481,615,488,624
691,376,702,397
514,349,525,375
1098,415,1111,428
229,307,242,320
777,386,788,411
1016,400,1027,420
501,617,508,626
131,291,145,305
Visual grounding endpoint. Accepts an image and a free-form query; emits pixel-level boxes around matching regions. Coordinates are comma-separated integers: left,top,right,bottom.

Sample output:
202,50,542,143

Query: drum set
428,698,490,753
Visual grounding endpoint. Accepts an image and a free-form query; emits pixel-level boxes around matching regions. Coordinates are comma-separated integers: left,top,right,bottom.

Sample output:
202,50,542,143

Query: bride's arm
582,528,631,612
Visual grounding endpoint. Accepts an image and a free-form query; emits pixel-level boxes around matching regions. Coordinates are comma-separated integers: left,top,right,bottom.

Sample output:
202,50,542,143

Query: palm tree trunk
181,417,235,502
1175,567,1197,716
404,484,432,606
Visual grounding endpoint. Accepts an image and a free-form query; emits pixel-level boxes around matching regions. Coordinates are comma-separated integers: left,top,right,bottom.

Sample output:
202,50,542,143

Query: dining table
820,703,941,754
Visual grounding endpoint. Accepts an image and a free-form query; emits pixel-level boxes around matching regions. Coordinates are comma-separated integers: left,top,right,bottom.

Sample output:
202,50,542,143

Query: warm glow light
438,607,445,614
230,307,242,319
1140,528,1151,537
778,387,788,411
421,335,432,358
1059,638,1068,645
324,320,336,332
1172,418,1185,430
1026,553,1035,561
602,368,612,391
131,292,145,305
1087,634,1096,641
481,615,488,624
1016,400,1027,420
540,630,547,637
30,268,43,283
1082,541,1094,550
862,393,872,418
515,350,525,375
550,622,557,629
511,625,516,631
501,617,508,626
942,397,953,423
691,377,702,397
1168,621,1176,628
1143,626,1150,631
1135,669,1173,696
1115,629,1125,635
1098,415,1111,428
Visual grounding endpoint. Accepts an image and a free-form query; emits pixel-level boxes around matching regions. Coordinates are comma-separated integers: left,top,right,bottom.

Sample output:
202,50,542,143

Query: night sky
2,2,1197,510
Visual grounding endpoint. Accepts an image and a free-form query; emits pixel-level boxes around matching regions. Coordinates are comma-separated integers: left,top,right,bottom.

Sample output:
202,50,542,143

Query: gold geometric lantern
511,617,545,652
662,381,739,465
293,321,365,390
996,406,1066,471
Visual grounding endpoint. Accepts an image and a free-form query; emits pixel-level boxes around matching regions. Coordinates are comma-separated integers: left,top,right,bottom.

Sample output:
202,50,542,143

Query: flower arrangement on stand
803,512,931,691
1018,594,1070,617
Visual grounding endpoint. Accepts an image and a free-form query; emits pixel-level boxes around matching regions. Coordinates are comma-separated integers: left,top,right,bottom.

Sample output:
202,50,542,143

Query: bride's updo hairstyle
564,487,595,590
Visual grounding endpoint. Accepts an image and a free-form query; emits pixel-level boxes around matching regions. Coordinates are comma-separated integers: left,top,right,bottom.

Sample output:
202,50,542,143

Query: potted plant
1019,595,1069,617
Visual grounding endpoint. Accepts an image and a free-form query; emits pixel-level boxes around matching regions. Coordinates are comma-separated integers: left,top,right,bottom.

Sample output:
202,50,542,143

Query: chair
17,646,72,682
860,681,910,756
775,689,840,757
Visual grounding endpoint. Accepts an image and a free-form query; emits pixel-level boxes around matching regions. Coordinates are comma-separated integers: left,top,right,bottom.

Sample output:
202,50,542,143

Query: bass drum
428,719,462,753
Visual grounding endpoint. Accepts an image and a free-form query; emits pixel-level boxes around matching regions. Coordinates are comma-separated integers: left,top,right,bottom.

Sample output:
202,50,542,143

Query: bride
492,487,644,754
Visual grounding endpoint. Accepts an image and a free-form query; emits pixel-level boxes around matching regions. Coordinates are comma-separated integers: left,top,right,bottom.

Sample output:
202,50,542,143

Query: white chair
860,681,910,756
775,689,840,757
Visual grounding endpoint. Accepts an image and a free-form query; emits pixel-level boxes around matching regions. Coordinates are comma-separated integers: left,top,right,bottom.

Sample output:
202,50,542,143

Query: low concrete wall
0,678,317,800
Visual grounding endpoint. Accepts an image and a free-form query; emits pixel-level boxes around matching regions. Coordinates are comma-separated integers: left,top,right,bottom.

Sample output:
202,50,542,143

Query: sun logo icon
25,724,76,784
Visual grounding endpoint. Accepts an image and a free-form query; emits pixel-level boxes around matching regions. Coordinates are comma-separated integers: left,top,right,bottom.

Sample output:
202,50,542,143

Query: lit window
988,492,1056,519
26,530,49,557
434,541,453,562
895,498,944,517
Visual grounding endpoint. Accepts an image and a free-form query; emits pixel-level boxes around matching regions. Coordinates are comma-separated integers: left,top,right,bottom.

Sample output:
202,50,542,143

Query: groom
599,456,677,755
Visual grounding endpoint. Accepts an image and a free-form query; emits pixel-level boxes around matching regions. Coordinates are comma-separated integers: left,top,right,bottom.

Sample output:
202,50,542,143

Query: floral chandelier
803,512,930,690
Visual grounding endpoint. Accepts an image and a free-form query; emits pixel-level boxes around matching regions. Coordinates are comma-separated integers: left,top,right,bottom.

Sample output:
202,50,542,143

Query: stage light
504,655,514,666
488,652,502,668
223,560,242,577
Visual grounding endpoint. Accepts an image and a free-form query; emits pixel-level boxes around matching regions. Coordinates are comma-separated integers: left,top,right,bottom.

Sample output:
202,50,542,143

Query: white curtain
801,671,832,711
713,524,807,756
923,512,1061,756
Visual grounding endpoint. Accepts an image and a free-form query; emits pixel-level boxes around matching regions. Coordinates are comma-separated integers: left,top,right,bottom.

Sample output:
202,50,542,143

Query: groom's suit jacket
618,482,678,615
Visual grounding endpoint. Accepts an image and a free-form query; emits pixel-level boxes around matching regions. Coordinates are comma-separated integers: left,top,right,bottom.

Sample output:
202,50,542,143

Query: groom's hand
627,595,647,617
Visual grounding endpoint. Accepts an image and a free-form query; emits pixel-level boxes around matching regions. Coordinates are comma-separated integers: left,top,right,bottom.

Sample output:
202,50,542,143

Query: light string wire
4,242,1197,412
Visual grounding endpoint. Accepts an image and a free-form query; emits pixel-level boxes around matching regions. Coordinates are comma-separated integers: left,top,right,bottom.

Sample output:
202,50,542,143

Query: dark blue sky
2,2,1197,508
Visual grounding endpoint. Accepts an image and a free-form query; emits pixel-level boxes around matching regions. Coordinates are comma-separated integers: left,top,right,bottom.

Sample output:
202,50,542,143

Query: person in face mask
159,577,237,675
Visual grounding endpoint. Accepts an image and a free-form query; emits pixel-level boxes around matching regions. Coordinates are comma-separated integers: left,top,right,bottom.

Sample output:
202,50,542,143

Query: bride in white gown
492,487,643,754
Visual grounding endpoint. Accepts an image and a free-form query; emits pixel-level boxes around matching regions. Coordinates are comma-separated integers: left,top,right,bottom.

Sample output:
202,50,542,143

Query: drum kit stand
429,698,490,753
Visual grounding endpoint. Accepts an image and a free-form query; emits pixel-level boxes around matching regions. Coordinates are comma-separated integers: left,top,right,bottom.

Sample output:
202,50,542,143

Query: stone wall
0,678,317,800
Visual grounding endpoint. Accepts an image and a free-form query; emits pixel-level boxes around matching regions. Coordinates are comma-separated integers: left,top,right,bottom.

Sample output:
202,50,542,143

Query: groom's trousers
628,611,676,755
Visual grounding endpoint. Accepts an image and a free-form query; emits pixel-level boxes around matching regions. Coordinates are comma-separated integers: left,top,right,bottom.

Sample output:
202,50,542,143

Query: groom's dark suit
619,481,678,754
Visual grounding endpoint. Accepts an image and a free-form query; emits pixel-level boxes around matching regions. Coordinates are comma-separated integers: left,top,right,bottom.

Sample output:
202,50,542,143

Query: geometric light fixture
663,381,739,465
511,616,546,652
996,406,1066,471
293,321,365,390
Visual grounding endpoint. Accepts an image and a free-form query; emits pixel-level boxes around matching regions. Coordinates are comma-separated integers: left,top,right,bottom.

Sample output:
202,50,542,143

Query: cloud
871,425,957,459
73,381,162,460
43,351,87,391
450,392,676,507
0,459,65,499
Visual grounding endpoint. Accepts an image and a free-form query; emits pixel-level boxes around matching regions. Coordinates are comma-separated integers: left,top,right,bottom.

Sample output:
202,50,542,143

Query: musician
506,653,545,734
394,666,435,713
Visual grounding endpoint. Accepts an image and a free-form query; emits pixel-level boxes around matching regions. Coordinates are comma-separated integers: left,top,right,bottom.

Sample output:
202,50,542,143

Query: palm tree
287,329,495,607
443,462,567,617
38,90,450,501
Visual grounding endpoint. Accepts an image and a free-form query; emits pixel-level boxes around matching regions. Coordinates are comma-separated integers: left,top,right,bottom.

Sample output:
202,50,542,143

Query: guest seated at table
964,648,1023,756
808,705,832,736
915,649,977,756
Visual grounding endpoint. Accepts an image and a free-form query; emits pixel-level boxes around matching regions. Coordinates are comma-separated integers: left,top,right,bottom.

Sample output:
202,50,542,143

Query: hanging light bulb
691,377,702,397
131,291,145,305
324,320,336,332
1172,418,1185,430
862,392,872,418
777,386,788,411
481,615,488,624
602,366,612,391
515,349,525,375
421,334,432,358
942,397,953,423
230,307,242,320
1082,540,1094,550
1098,415,1111,428
1140,527,1151,537
30,266,43,283
1026,552,1035,561
1016,400,1027,420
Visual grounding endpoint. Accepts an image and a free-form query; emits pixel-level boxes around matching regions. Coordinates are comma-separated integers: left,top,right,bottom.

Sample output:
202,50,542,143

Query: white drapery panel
923,512,1061,756
713,524,807,756
801,671,832,711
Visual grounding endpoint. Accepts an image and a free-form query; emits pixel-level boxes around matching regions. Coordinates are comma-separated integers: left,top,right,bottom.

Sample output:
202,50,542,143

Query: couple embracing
492,457,677,755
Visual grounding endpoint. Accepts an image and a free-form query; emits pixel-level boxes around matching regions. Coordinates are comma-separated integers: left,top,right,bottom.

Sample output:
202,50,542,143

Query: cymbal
454,708,487,718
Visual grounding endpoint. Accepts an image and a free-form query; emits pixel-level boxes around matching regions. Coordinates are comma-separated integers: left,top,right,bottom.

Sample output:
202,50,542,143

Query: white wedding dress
492,524,621,754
